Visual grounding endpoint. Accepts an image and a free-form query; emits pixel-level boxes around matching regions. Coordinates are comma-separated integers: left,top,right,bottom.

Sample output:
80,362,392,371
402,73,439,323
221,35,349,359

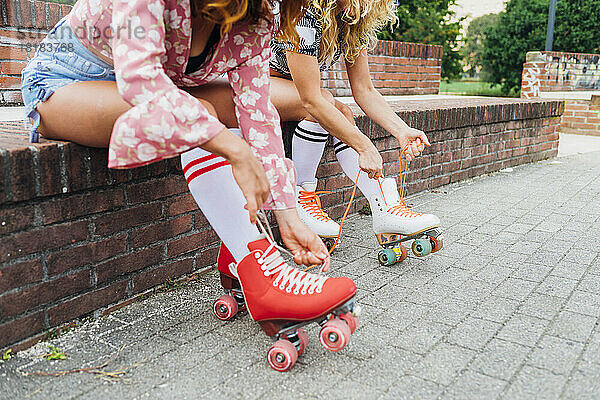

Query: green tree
483,0,600,95
461,13,499,80
378,0,464,80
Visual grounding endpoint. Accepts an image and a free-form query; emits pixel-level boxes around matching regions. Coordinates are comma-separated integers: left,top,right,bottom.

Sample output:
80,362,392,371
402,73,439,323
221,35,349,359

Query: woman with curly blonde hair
269,0,442,256
21,0,361,369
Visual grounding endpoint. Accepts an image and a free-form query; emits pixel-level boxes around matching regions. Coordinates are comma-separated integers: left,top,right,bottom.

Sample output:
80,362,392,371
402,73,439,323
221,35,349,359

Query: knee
197,98,218,119
320,89,335,106
336,102,355,123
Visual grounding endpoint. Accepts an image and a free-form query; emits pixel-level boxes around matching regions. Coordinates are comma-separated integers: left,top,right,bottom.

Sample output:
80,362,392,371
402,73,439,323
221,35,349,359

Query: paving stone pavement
1,151,600,400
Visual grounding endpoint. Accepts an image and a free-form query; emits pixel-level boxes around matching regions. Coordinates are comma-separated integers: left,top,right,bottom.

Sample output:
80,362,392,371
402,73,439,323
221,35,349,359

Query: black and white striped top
270,6,343,77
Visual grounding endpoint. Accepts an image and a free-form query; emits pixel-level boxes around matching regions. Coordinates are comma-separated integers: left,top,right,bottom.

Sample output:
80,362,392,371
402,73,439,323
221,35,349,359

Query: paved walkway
1,151,600,399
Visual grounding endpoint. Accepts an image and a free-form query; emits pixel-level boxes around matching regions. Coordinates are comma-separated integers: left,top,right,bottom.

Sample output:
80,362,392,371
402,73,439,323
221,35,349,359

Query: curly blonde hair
311,0,397,65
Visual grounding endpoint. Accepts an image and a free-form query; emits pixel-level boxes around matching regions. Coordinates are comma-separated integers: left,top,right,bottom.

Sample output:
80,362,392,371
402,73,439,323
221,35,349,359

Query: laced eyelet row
255,243,327,295
298,190,332,222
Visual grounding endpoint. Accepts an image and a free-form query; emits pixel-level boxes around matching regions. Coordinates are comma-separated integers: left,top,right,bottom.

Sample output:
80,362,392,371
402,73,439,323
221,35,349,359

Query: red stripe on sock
182,154,220,174
186,160,230,184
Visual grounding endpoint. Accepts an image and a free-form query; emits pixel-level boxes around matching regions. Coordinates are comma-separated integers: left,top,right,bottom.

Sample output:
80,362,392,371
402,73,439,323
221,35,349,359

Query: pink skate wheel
398,245,408,262
339,312,359,334
319,318,351,352
213,294,238,321
431,237,443,253
297,328,309,356
267,339,298,372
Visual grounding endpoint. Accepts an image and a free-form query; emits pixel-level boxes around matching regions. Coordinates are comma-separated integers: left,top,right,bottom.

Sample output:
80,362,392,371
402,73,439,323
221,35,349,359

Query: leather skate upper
236,237,356,322
217,242,237,278
296,182,340,237
371,178,440,235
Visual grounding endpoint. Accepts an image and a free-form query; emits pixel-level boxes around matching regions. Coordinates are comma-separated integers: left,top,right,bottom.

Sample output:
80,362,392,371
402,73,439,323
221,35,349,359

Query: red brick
47,2,61,27
61,4,73,17
19,0,33,28
0,259,42,294
195,246,219,269
167,230,219,258
133,258,195,294
0,204,35,235
93,202,162,236
96,244,163,283
40,189,125,225
48,280,129,326
61,144,89,192
33,1,46,29
127,175,188,204
130,214,193,249
6,147,34,203
0,311,45,348
0,270,90,318
34,144,63,197
1,60,26,75
46,234,127,276
0,220,89,263
0,76,21,89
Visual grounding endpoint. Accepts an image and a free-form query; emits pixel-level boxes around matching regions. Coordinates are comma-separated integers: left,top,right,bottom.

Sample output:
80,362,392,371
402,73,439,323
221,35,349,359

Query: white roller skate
370,177,443,266
296,181,340,251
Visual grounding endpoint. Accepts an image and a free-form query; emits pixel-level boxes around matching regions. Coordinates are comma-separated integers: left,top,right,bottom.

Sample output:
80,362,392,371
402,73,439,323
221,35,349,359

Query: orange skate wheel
397,245,408,262
319,318,351,352
430,237,443,253
297,328,309,356
267,339,298,372
213,294,238,321
339,312,359,334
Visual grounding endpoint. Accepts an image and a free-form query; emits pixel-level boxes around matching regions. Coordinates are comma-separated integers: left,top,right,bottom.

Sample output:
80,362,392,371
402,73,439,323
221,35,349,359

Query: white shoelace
257,242,327,295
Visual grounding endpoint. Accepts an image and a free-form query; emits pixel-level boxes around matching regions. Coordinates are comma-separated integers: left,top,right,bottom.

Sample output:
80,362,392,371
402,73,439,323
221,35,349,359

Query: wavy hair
311,0,397,65
191,0,304,42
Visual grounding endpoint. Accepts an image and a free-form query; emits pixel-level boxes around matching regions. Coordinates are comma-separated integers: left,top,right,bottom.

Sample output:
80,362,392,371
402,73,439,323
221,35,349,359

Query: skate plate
375,227,443,265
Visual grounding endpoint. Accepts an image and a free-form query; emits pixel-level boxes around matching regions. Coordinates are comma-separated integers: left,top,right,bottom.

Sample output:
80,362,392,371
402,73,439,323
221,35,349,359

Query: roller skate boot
235,235,359,371
371,177,443,266
212,243,246,321
296,182,340,251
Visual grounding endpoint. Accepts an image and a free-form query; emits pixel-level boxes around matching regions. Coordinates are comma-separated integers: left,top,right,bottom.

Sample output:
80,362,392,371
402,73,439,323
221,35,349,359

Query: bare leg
269,76,355,124
37,79,236,147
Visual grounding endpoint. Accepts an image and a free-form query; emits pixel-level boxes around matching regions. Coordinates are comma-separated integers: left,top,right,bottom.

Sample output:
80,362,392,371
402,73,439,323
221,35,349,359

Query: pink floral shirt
68,0,295,209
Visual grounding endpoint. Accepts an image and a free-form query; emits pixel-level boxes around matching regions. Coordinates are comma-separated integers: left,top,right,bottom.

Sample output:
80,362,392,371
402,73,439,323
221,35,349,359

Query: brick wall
521,51,600,136
560,98,600,136
0,0,72,105
322,41,442,97
0,96,563,351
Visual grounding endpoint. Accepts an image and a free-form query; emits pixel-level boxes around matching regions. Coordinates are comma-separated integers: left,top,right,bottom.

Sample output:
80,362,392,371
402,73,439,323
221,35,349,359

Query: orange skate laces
298,190,333,222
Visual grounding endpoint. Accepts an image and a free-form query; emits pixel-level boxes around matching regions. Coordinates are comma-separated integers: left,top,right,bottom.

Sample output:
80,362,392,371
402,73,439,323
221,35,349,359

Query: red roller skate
234,235,359,371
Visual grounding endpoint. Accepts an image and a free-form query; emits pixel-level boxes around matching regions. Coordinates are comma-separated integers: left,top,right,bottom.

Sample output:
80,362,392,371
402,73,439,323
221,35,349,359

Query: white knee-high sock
181,128,260,261
333,137,380,202
292,120,329,185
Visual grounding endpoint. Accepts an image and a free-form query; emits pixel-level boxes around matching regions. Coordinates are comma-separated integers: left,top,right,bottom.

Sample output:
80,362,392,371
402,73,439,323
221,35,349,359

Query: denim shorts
21,16,116,142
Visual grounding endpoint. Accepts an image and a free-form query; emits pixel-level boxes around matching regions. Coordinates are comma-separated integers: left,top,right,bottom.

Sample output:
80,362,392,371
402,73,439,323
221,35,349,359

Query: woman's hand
229,146,271,224
394,127,431,163
357,141,384,179
273,209,329,267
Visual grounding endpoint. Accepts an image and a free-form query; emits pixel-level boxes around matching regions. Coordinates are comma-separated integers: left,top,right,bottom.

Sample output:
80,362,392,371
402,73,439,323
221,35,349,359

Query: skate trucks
213,218,360,372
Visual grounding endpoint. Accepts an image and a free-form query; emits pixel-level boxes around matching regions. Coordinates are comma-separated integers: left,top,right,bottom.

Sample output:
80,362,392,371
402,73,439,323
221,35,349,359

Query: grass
440,80,520,98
